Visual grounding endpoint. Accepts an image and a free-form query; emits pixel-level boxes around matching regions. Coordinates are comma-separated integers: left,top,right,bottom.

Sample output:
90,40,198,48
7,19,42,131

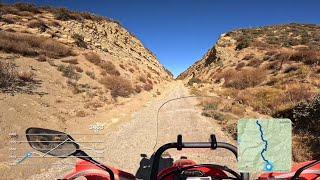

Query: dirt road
27,81,237,179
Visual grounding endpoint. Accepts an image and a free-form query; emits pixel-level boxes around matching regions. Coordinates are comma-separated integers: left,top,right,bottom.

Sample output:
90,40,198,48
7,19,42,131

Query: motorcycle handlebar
150,142,249,180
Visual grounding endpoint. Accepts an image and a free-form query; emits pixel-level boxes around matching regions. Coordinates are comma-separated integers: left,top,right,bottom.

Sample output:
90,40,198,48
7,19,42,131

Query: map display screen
237,119,292,172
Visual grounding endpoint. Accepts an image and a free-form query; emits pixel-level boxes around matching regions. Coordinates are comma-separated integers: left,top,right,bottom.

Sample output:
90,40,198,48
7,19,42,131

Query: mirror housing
26,127,79,157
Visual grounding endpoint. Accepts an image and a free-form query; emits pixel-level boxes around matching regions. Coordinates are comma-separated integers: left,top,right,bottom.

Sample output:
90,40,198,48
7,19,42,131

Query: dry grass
246,58,262,67
236,87,283,114
100,76,133,98
0,31,73,58
134,85,142,93
282,83,316,105
27,19,46,28
218,68,266,89
36,55,47,62
119,64,125,70
236,83,315,115
187,77,202,86
283,65,298,73
139,76,147,83
84,53,119,75
293,134,320,162
57,64,81,80
235,62,246,70
129,68,135,73
0,61,17,88
72,34,87,48
290,50,320,65
142,83,153,91
84,52,102,65
17,71,34,81
100,61,120,76
85,71,95,79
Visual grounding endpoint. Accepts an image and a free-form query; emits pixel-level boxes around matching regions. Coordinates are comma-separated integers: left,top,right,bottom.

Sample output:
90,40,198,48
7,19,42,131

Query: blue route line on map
256,120,273,171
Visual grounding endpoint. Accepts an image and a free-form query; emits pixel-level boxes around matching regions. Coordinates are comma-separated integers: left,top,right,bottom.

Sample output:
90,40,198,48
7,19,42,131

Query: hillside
0,3,173,177
179,23,320,162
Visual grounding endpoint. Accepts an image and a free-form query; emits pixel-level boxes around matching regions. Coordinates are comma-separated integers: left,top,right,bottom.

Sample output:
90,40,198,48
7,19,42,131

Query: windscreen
154,96,238,170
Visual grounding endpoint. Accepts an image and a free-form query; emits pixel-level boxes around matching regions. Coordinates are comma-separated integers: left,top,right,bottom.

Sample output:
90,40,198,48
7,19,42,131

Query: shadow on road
135,153,173,180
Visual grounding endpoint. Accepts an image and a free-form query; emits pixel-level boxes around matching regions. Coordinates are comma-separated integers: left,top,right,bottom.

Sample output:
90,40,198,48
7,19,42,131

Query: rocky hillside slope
179,23,320,161
0,3,172,176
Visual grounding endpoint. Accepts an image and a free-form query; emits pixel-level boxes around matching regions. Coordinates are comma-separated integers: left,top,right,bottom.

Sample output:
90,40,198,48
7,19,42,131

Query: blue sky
3,0,320,77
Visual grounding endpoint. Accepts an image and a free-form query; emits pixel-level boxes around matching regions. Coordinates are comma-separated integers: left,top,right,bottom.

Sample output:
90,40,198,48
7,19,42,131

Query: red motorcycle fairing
63,160,136,180
259,160,320,180
158,159,228,180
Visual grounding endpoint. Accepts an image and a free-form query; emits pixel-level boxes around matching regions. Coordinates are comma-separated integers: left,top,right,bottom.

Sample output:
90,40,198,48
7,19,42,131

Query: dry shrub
13,3,40,14
0,61,17,88
76,110,87,117
17,71,34,81
293,134,320,162
246,59,262,67
61,58,78,64
242,54,254,60
265,61,281,70
0,15,16,24
74,66,83,73
72,34,87,48
220,68,266,89
84,52,107,67
27,19,48,32
0,31,73,58
237,87,283,114
119,64,125,69
48,20,61,27
237,83,315,115
57,64,81,80
222,103,245,116
85,71,96,79
5,28,16,32
283,65,298,73
188,77,201,86
129,68,134,73
100,76,133,98
53,8,83,21
290,50,320,65
139,76,146,83
202,110,225,121
100,61,120,76
283,83,316,105
0,5,19,15
37,55,47,62
142,83,153,91
235,62,246,70
84,52,101,64
134,85,142,93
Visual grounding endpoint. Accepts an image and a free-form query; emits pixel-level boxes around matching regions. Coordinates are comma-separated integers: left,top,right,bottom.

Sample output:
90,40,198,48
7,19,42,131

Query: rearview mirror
26,128,79,157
